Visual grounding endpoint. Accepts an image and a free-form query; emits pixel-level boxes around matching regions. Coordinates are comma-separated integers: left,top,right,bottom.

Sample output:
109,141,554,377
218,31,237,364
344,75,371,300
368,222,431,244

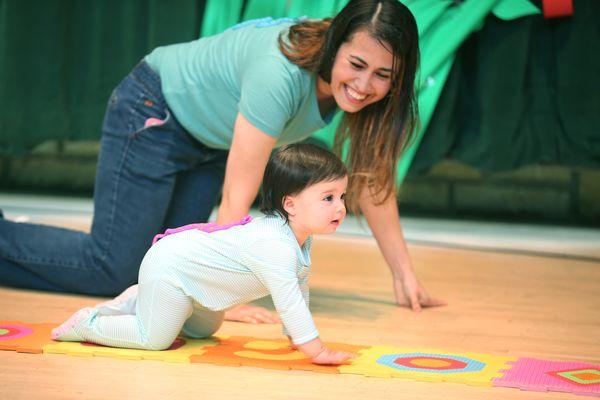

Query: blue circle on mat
376,352,486,374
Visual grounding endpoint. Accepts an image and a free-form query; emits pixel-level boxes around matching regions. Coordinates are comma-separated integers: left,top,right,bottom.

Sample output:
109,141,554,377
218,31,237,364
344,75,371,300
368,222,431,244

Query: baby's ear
282,195,296,216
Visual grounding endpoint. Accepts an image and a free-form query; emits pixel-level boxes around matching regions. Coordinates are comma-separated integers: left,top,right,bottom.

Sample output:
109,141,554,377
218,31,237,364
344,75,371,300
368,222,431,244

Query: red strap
542,0,574,18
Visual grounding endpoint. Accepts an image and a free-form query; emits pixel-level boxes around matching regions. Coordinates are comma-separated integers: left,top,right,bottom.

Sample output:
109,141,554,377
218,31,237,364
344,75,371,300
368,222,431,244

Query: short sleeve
238,56,302,137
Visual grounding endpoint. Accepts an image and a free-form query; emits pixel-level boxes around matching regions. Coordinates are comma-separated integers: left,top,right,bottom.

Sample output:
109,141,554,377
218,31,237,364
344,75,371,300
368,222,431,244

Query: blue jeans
0,61,228,296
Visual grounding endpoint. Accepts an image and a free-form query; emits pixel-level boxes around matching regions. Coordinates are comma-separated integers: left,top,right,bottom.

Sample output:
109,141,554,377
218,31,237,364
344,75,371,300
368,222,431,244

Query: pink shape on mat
493,357,600,397
152,215,252,245
0,324,33,340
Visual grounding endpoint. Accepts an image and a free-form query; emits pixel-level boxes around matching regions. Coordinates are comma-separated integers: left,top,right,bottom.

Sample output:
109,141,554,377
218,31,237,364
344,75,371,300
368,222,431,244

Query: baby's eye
341,193,346,201
324,195,334,201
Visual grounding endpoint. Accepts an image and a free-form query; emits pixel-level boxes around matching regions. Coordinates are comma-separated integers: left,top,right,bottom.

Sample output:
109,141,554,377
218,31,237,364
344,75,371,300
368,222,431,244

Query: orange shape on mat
190,336,365,373
0,321,55,354
574,372,600,381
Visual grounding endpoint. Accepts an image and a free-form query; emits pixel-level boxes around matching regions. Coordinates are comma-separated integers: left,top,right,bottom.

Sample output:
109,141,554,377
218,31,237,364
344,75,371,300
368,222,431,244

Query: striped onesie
65,214,318,349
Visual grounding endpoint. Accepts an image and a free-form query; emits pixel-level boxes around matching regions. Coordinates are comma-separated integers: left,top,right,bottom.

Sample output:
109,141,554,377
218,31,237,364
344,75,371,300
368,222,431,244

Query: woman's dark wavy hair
279,0,420,212
260,143,347,222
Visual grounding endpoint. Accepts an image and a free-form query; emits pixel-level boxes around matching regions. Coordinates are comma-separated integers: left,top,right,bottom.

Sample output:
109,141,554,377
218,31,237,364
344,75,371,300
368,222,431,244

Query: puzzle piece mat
1,321,598,397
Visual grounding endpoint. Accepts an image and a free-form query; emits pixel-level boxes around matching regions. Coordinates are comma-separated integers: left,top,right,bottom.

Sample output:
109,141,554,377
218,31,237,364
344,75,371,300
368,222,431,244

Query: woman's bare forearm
216,113,276,224
358,189,412,277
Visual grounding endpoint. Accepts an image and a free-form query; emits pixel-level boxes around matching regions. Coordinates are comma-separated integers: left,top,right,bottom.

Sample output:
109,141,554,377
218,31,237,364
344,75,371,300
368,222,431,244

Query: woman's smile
344,84,368,103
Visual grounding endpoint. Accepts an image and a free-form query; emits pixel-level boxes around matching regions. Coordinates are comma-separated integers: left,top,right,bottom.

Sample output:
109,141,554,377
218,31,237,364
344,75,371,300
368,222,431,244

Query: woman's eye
376,72,391,80
350,61,363,70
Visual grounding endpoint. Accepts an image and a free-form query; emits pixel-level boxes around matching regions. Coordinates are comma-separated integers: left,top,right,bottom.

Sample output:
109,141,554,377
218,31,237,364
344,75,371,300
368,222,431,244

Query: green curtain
0,0,204,155
411,0,600,174
199,0,539,184
9,0,592,180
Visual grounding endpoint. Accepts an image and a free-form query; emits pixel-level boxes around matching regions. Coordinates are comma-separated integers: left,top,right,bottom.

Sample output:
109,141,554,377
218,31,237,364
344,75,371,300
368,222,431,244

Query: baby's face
285,177,348,237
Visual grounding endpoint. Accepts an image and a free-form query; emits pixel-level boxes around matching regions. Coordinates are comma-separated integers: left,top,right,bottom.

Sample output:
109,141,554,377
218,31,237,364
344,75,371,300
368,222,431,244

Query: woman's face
329,30,394,113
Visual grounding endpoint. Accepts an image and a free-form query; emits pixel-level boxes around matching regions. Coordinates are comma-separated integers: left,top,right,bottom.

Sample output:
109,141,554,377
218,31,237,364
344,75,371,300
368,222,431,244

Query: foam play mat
1,321,598,397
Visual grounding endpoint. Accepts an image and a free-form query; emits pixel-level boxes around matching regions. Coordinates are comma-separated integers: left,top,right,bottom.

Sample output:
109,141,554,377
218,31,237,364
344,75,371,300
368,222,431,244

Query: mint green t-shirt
145,18,330,150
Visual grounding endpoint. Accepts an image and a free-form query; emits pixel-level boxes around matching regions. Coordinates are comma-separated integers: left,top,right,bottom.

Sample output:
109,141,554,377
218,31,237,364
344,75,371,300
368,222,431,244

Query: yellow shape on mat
42,336,222,363
244,340,287,350
235,340,307,360
339,346,516,386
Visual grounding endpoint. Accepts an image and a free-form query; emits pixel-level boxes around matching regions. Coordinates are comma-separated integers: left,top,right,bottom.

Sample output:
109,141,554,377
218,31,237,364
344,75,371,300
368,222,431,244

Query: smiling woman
0,0,442,323
274,2,441,313
278,0,420,211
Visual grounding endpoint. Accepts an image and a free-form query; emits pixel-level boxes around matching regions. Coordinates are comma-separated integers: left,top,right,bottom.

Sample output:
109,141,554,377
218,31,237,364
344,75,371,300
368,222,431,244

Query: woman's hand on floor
224,304,280,324
393,270,446,312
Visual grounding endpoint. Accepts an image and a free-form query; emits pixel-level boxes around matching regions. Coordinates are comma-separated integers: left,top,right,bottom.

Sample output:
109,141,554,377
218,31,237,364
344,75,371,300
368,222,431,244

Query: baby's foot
51,307,95,341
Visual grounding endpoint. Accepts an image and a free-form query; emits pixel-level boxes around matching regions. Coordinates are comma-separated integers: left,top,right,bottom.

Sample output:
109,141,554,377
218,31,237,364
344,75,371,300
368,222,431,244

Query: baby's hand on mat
296,338,355,365
224,304,280,324
311,348,355,365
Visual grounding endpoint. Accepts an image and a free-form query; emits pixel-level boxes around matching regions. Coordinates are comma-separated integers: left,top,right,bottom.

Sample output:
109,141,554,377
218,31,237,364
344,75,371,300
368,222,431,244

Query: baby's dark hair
260,143,348,221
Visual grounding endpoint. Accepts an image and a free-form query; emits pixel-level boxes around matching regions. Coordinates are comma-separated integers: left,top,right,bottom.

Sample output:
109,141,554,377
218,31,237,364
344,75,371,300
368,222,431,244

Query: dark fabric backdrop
0,0,205,155
410,0,600,174
1,0,598,173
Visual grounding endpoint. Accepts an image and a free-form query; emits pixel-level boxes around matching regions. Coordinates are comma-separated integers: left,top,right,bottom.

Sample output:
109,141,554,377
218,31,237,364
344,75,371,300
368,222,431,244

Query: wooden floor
1,233,599,399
